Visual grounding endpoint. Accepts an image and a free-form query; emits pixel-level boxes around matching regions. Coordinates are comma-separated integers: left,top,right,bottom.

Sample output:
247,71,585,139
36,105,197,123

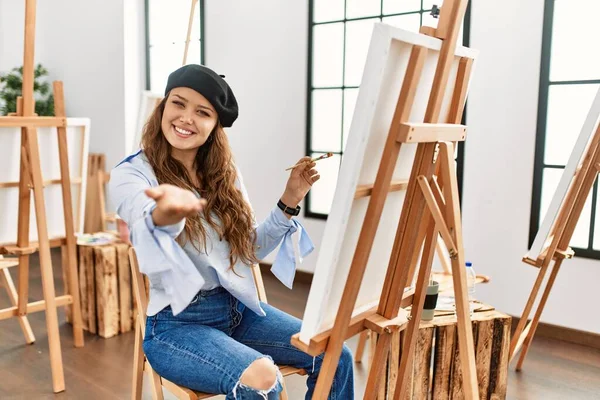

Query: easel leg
280,378,289,400
437,142,478,399
448,245,478,398
392,219,437,399
354,330,370,363
388,330,401,399
17,136,31,316
27,126,66,393
509,261,550,361
60,245,72,323
406,213,430,287
364,330,393,400
515,259,562,370
132,317,145,400
1,268,35,343
54,81,85,348
148,365,165,400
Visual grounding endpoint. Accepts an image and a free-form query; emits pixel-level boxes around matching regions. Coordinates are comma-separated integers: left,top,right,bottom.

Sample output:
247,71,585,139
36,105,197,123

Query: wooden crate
381,306,510,399
66,242,133,338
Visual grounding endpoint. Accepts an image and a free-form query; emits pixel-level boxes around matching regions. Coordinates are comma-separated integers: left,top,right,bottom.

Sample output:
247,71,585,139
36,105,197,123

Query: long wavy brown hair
141,95,258,269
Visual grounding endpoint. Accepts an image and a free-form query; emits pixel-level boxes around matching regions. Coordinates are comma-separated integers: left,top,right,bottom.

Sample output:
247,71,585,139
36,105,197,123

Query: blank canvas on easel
527,87,600,261
0,118,90,244
300,23,477,344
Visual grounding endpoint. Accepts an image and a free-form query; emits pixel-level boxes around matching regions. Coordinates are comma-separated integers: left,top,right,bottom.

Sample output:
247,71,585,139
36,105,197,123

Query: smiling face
161,87,218,161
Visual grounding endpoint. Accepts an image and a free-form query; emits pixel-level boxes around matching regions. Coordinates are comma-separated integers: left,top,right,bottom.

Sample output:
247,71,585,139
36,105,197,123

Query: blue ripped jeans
143,287,354,399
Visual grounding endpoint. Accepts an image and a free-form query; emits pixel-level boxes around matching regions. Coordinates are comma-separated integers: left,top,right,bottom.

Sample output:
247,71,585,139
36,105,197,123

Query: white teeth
175,126,193,135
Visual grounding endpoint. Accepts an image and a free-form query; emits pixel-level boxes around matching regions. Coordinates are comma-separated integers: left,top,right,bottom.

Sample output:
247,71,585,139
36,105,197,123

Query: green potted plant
0,64,54,116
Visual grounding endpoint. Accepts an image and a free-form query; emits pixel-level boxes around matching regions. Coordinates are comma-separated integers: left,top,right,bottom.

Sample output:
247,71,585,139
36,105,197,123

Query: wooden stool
128,248,306,400
376,304,510,399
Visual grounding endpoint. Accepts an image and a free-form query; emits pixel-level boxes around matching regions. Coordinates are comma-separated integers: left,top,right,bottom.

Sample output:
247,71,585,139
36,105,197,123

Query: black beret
164,64,238,127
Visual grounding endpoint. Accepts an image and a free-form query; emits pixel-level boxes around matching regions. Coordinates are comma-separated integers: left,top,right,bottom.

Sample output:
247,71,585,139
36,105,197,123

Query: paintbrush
285,152,333,171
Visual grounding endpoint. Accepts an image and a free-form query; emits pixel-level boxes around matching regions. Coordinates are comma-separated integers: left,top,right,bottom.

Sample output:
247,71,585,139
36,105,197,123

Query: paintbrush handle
284,163,306,171
284,153,332,171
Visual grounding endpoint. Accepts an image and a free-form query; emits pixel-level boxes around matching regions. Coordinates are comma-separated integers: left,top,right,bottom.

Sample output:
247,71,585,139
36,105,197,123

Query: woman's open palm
145,184,206,226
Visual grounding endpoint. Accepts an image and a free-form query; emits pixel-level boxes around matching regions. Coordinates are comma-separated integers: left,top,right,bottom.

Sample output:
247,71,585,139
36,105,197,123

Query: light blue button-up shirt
108,150,314,316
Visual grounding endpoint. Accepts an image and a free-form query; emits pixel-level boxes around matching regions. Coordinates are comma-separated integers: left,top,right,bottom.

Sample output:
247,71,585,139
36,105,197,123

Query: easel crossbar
397,123,467,143
291,288,416,357
354,180,408,199
0,258,19,269
0,295,73,319
0,177,83,189
0,117,67,127
522,247,574,268
418,175,458,258
0,237,68,255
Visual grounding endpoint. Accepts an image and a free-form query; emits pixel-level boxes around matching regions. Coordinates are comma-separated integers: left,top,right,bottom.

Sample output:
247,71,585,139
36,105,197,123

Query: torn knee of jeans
232,356,283,399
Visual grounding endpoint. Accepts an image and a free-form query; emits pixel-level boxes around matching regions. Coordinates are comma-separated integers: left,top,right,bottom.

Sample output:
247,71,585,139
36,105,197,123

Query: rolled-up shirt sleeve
235,168,314,288
108,160,204,315
108,162,186,241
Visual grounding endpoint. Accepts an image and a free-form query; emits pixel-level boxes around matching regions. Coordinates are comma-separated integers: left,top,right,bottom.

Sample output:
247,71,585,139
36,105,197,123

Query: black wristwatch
277,199,301,216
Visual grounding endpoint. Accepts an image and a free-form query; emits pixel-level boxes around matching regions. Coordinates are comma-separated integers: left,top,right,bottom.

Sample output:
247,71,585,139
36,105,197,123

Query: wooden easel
183,0,199,66
0,0,84,393
509,107,600,370
291,1,479,398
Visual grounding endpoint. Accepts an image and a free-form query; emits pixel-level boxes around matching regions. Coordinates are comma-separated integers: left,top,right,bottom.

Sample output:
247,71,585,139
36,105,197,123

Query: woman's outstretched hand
145,184,206,226
280,156,321,210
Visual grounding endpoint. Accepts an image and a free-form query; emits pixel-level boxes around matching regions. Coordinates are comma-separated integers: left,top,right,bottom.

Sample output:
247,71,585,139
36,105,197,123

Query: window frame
529,0,600,259
305,1,471,219
144,0,206,92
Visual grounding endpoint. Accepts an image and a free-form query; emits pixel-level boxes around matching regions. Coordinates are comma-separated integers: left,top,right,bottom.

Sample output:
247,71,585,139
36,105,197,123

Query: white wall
203,0,326,270
124,1,147,160
463,0,600,334
0,2,26,71
0,0,145,169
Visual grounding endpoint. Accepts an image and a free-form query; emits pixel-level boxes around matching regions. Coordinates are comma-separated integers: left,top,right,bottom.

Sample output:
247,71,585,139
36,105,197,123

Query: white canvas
527,87,600,261
299,23,477,344
0,118,90,244
132,91,163,153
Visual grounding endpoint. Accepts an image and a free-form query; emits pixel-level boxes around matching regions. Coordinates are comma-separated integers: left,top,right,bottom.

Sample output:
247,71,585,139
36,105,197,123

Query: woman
109,64,354,399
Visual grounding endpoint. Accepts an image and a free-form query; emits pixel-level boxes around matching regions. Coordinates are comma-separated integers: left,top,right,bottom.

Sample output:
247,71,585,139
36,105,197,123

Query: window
145,0,205,92
530,0,600,259
306,0,470,218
